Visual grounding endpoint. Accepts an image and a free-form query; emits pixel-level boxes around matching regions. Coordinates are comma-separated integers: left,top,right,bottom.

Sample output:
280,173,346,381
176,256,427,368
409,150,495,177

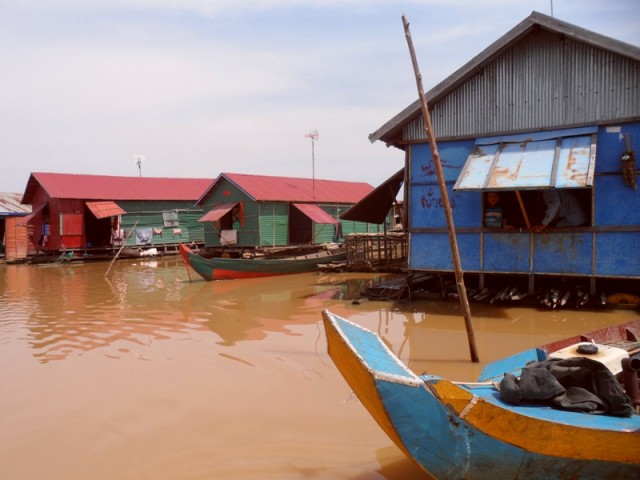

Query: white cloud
0,0,638,193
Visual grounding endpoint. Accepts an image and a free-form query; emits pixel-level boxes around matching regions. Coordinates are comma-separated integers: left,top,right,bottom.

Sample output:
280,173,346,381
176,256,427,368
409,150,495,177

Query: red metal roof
198,173,374,205
22,172,212,204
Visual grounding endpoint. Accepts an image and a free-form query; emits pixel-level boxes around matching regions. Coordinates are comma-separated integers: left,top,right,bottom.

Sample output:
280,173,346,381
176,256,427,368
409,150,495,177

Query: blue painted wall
408,123,640,278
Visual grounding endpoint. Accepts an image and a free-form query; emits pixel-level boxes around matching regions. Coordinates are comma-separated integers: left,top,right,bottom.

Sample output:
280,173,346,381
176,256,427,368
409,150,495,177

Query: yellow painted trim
430,379,640,464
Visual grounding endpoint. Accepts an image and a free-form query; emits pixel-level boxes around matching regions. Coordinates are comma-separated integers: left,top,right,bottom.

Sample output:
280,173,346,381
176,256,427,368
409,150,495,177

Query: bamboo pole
402,15,479,362
105,220,138,277
515,191,531,229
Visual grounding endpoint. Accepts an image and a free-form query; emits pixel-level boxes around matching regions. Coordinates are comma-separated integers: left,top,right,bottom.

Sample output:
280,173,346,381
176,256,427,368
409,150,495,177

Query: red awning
86,201,126,219
198,202,238,223
292,203,339,224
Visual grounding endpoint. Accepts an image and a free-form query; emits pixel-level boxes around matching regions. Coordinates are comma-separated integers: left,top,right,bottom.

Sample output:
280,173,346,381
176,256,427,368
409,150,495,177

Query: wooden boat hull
322,310,640,479
179,243,346,281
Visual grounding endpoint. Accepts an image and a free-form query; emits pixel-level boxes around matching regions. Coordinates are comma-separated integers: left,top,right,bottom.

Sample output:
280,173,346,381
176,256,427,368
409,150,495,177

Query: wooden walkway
344,232,407,273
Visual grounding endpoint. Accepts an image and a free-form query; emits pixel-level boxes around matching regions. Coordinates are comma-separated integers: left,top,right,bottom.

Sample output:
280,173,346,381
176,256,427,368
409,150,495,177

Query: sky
1,1,639,194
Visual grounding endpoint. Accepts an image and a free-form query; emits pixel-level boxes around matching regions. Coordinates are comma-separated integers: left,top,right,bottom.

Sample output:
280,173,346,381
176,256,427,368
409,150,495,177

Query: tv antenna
134,155,145,177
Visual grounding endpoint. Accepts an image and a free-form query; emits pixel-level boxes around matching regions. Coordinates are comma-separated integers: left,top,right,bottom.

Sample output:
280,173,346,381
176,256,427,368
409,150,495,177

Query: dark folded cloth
500,356,634,417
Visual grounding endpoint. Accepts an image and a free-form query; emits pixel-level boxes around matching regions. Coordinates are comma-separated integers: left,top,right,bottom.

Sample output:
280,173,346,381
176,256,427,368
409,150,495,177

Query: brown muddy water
1,257,638,480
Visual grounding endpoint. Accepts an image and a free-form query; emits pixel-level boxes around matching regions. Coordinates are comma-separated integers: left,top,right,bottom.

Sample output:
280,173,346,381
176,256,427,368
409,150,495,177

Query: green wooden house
196,173,383,248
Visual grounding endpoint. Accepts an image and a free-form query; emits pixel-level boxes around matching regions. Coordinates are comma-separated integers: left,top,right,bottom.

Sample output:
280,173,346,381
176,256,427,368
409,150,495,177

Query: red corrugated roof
198,173,374,204
22,172,212,204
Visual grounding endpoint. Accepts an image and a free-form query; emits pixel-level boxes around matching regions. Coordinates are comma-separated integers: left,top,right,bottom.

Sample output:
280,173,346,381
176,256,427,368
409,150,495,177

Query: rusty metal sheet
0,192,30,215
555,135,595,188
454,126,597,191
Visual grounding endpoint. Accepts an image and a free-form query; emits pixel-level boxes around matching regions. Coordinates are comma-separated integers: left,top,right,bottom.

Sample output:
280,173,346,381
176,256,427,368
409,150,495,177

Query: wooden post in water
402,15,479,362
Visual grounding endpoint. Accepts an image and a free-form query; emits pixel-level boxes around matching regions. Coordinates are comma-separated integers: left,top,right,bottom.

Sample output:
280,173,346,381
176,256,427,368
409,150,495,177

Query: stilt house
20,173,211,256
0,192,32,262
369,12,640,295
196,172,382,249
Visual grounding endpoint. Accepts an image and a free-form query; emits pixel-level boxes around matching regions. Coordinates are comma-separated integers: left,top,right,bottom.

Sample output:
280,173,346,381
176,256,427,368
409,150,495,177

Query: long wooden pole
105,220,138,277
402,15,479,362
515,191,531,229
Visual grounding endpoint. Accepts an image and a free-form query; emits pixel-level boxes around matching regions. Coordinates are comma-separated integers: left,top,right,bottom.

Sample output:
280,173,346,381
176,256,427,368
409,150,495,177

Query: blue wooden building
369,12,640,296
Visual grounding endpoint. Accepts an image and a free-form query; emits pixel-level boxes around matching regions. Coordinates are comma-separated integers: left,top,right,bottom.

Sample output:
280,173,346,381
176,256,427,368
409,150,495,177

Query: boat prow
322,309,640,479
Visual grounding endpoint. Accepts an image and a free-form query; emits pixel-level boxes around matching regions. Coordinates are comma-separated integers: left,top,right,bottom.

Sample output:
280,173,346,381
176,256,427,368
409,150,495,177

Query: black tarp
340,168,404,225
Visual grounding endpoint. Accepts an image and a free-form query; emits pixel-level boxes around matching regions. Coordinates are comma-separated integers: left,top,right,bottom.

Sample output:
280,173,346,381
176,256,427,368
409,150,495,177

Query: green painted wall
313,222,337,243
117,200,203,247
198,178,388,248
199,178,260,247
259,202,289,246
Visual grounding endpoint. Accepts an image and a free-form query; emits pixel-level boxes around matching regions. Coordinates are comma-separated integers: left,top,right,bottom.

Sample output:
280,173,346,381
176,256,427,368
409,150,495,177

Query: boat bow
322,309,640,479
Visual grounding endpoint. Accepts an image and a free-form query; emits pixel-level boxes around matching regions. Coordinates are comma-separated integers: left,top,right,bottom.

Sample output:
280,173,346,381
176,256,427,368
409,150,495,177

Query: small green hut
196,173,383,248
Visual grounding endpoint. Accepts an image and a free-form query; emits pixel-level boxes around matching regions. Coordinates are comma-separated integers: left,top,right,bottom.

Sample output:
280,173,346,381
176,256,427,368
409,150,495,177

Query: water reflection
345,299,640,381
1,259,394,363
1,259,637,480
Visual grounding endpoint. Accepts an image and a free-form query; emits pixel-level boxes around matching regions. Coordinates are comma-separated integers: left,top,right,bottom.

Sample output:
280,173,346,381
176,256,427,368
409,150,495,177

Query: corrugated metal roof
292,203,339,224
22,172,212,204
454,127,597,191
369,11,640,147
85,201,127,219
198,173,374,205
0,192,31,216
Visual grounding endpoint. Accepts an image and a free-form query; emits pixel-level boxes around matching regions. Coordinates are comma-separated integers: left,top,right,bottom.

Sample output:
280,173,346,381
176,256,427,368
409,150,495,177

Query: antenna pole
134,155,145,178
305,130,319,198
